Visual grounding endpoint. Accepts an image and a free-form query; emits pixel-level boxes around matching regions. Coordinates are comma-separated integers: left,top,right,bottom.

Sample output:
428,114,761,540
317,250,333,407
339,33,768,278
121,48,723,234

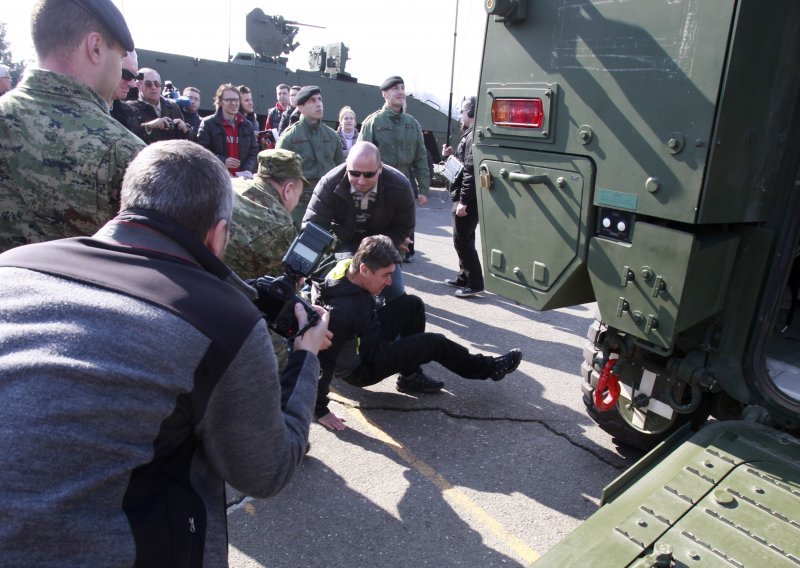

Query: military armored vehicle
137,9,456,146
475,0,800,564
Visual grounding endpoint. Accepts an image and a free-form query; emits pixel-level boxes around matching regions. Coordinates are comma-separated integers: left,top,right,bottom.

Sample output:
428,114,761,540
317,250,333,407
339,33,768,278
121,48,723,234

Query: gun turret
245,8,324,63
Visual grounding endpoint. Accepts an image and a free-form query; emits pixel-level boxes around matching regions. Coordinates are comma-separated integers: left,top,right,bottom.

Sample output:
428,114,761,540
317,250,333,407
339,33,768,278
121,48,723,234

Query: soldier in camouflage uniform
358,75,430,207
0,0,144,253
227,149,309,368
275,86,344,228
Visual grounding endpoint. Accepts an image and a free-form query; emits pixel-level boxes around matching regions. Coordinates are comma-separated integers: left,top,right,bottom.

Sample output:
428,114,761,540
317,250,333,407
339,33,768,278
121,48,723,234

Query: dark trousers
343,294,494,386
452,203,484,289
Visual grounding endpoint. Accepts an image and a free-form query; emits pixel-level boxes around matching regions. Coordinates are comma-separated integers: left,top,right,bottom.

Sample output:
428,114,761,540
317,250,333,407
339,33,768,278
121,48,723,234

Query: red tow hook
593,358,620,412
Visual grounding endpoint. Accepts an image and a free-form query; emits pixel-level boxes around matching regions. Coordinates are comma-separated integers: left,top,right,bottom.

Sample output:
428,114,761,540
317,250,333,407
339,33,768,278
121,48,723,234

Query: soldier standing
0,0,145,253
276,85,344,227
358,75,430,262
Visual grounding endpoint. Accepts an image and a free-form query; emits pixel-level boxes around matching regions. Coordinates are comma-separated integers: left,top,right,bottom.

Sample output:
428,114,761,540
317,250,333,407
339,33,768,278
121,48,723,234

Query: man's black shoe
444,278,466,288
455,287,483,298
488,349,522,381
396,371,445,393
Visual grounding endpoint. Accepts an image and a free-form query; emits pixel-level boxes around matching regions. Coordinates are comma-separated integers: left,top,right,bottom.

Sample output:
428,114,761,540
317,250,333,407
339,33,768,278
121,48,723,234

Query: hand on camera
292,303,331,356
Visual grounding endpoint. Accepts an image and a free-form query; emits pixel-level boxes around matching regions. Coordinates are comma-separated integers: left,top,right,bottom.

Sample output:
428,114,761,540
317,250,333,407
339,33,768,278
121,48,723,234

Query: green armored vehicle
474,0,800,564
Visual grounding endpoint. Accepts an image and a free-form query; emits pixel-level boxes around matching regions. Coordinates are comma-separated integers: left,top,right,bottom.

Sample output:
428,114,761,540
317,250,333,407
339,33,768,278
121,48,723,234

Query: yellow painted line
330,392,541,565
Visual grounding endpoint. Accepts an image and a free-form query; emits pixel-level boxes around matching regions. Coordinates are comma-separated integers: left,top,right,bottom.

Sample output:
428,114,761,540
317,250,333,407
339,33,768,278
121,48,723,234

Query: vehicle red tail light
491,98,544,129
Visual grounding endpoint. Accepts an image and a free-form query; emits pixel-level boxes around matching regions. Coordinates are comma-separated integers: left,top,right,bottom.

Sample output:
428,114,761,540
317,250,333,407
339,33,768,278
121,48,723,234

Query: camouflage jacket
0,69,145,253
275,116,344,187
358,104,430,196
227,176,297,280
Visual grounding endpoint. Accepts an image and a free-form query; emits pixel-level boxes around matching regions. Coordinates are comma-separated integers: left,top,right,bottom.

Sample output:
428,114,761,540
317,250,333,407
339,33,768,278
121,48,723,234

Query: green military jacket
358,104,430,196
0,69,145,253
227,177,299,371
275,115,344,187
227,176,298,280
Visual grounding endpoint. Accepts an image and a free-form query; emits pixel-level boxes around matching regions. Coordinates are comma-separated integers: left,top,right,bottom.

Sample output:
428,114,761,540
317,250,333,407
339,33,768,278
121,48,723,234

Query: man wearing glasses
197,84,259,178
110,50,142,136
302,141,414,302
130,67,190,144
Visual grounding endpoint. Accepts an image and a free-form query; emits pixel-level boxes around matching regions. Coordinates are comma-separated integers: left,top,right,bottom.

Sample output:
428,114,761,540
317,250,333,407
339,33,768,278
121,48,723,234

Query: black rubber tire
581,317,709,452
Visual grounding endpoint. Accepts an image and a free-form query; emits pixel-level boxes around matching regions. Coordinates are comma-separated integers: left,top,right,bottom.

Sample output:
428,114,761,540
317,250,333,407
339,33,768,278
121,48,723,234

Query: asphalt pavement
227,188,644,567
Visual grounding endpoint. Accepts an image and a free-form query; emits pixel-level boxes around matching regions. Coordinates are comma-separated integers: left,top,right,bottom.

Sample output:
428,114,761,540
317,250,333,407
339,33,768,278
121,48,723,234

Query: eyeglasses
121,69,143,82
222,97,240,103
348,170,378,178
143,80,161,89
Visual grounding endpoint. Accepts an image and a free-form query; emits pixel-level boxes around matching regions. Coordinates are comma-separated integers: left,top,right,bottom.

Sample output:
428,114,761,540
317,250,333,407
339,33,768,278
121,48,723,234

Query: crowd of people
0,0,521,564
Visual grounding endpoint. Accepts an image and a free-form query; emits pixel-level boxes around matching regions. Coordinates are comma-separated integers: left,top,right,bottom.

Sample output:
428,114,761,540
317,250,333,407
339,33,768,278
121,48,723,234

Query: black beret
71,0,135,52
295,85,321,106
380,76,404,91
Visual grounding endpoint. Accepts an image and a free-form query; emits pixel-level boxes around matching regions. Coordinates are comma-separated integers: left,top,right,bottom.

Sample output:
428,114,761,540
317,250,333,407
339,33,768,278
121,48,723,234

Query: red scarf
223,114,243,175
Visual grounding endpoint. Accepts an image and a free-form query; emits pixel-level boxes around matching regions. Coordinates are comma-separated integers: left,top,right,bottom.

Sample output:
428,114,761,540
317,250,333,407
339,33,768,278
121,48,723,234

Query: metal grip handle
508,172,549,184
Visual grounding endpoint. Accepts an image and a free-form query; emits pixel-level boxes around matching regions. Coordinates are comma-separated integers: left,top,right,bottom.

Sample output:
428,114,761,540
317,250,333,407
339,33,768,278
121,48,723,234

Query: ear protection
466,96,477,118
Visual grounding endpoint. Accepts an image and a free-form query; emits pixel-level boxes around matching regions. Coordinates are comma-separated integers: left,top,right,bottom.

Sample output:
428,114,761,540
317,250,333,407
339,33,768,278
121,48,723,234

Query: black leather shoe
396,371,444,393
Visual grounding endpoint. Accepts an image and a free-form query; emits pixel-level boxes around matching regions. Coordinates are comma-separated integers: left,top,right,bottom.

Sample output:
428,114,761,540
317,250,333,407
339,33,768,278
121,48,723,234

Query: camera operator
130,68,191,144
0,140,330,565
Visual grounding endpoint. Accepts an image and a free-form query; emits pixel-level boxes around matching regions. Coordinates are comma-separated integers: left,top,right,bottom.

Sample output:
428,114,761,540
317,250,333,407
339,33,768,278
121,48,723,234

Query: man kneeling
314,235,522,430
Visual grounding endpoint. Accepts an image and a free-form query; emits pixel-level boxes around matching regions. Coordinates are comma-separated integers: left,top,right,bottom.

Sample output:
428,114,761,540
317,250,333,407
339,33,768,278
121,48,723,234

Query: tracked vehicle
474,0,800,564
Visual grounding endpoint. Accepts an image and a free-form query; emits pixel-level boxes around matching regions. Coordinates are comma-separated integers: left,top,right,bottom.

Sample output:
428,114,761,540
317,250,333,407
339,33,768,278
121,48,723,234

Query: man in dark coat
197,84,259,177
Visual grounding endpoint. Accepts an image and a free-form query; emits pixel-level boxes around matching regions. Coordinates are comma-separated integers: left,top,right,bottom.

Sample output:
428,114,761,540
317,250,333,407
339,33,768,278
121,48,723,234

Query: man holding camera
313,235,522,430
130,67,191,144
0,140,330,565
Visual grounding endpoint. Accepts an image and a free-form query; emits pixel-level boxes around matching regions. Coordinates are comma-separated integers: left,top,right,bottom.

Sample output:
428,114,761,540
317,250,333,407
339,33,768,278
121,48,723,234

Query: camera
252,223,334,338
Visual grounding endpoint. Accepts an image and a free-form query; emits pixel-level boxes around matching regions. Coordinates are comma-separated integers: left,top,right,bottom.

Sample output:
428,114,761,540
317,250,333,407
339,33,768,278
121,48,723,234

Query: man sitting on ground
313,235,522,430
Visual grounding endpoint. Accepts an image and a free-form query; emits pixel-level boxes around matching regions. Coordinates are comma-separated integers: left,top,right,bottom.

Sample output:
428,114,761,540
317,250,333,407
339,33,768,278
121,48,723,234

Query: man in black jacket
129,67,191,144
302,141,414,302
442,96,484,298
197,83,259,178
313,235,522,430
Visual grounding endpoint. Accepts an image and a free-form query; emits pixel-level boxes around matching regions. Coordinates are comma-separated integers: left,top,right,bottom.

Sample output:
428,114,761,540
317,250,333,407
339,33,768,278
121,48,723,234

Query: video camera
162,80,192,109
252,223,334,339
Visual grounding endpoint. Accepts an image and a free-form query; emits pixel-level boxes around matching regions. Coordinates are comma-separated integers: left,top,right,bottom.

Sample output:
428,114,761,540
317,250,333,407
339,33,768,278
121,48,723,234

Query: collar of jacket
299,114,321,131
380,103,404,122
95,208,232,279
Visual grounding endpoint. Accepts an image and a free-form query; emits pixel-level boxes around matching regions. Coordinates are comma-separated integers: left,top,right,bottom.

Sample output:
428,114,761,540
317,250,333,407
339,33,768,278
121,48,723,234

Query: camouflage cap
71,0,135,52
257,149,310,188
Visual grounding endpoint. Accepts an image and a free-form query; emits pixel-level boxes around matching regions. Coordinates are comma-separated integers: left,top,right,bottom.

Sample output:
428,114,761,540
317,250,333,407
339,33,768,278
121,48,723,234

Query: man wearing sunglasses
302,141,414,302
0,0,145,253
110,51,142,136
129,67,191,144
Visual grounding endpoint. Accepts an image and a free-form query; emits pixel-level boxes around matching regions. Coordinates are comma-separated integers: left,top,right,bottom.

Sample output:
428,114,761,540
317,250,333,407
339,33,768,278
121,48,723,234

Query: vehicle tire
581,318,710,452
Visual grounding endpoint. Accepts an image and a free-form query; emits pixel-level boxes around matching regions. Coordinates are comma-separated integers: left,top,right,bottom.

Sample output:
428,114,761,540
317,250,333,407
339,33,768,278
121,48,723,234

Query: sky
1,0,488,114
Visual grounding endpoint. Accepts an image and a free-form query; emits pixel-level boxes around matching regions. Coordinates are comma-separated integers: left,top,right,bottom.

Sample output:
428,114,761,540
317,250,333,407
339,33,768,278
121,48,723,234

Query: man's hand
398,237,413,255
442,144,453,158
224,157,241,170
145,117,173,131
172,118,189,133
318,411,347,431
417,194,428,206
455,202,468,217
292,304,330,355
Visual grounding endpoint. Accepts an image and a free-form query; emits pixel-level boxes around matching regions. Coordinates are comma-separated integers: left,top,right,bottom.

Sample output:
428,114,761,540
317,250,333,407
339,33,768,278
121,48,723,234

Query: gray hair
350,235,402,273
120,141,233,241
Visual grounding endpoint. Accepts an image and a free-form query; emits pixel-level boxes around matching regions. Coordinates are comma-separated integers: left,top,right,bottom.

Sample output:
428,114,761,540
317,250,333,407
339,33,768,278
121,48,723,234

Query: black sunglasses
121,69,144,81
348,170,378,178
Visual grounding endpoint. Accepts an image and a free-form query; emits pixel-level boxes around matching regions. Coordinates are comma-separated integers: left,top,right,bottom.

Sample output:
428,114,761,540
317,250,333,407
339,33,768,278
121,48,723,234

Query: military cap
71,0,135,52
257,149,310,188
295,85,321,106
380,76,404,91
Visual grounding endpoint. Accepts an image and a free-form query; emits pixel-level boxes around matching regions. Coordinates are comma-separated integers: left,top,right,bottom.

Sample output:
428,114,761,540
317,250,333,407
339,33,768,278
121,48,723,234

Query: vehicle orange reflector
491,98,544,129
